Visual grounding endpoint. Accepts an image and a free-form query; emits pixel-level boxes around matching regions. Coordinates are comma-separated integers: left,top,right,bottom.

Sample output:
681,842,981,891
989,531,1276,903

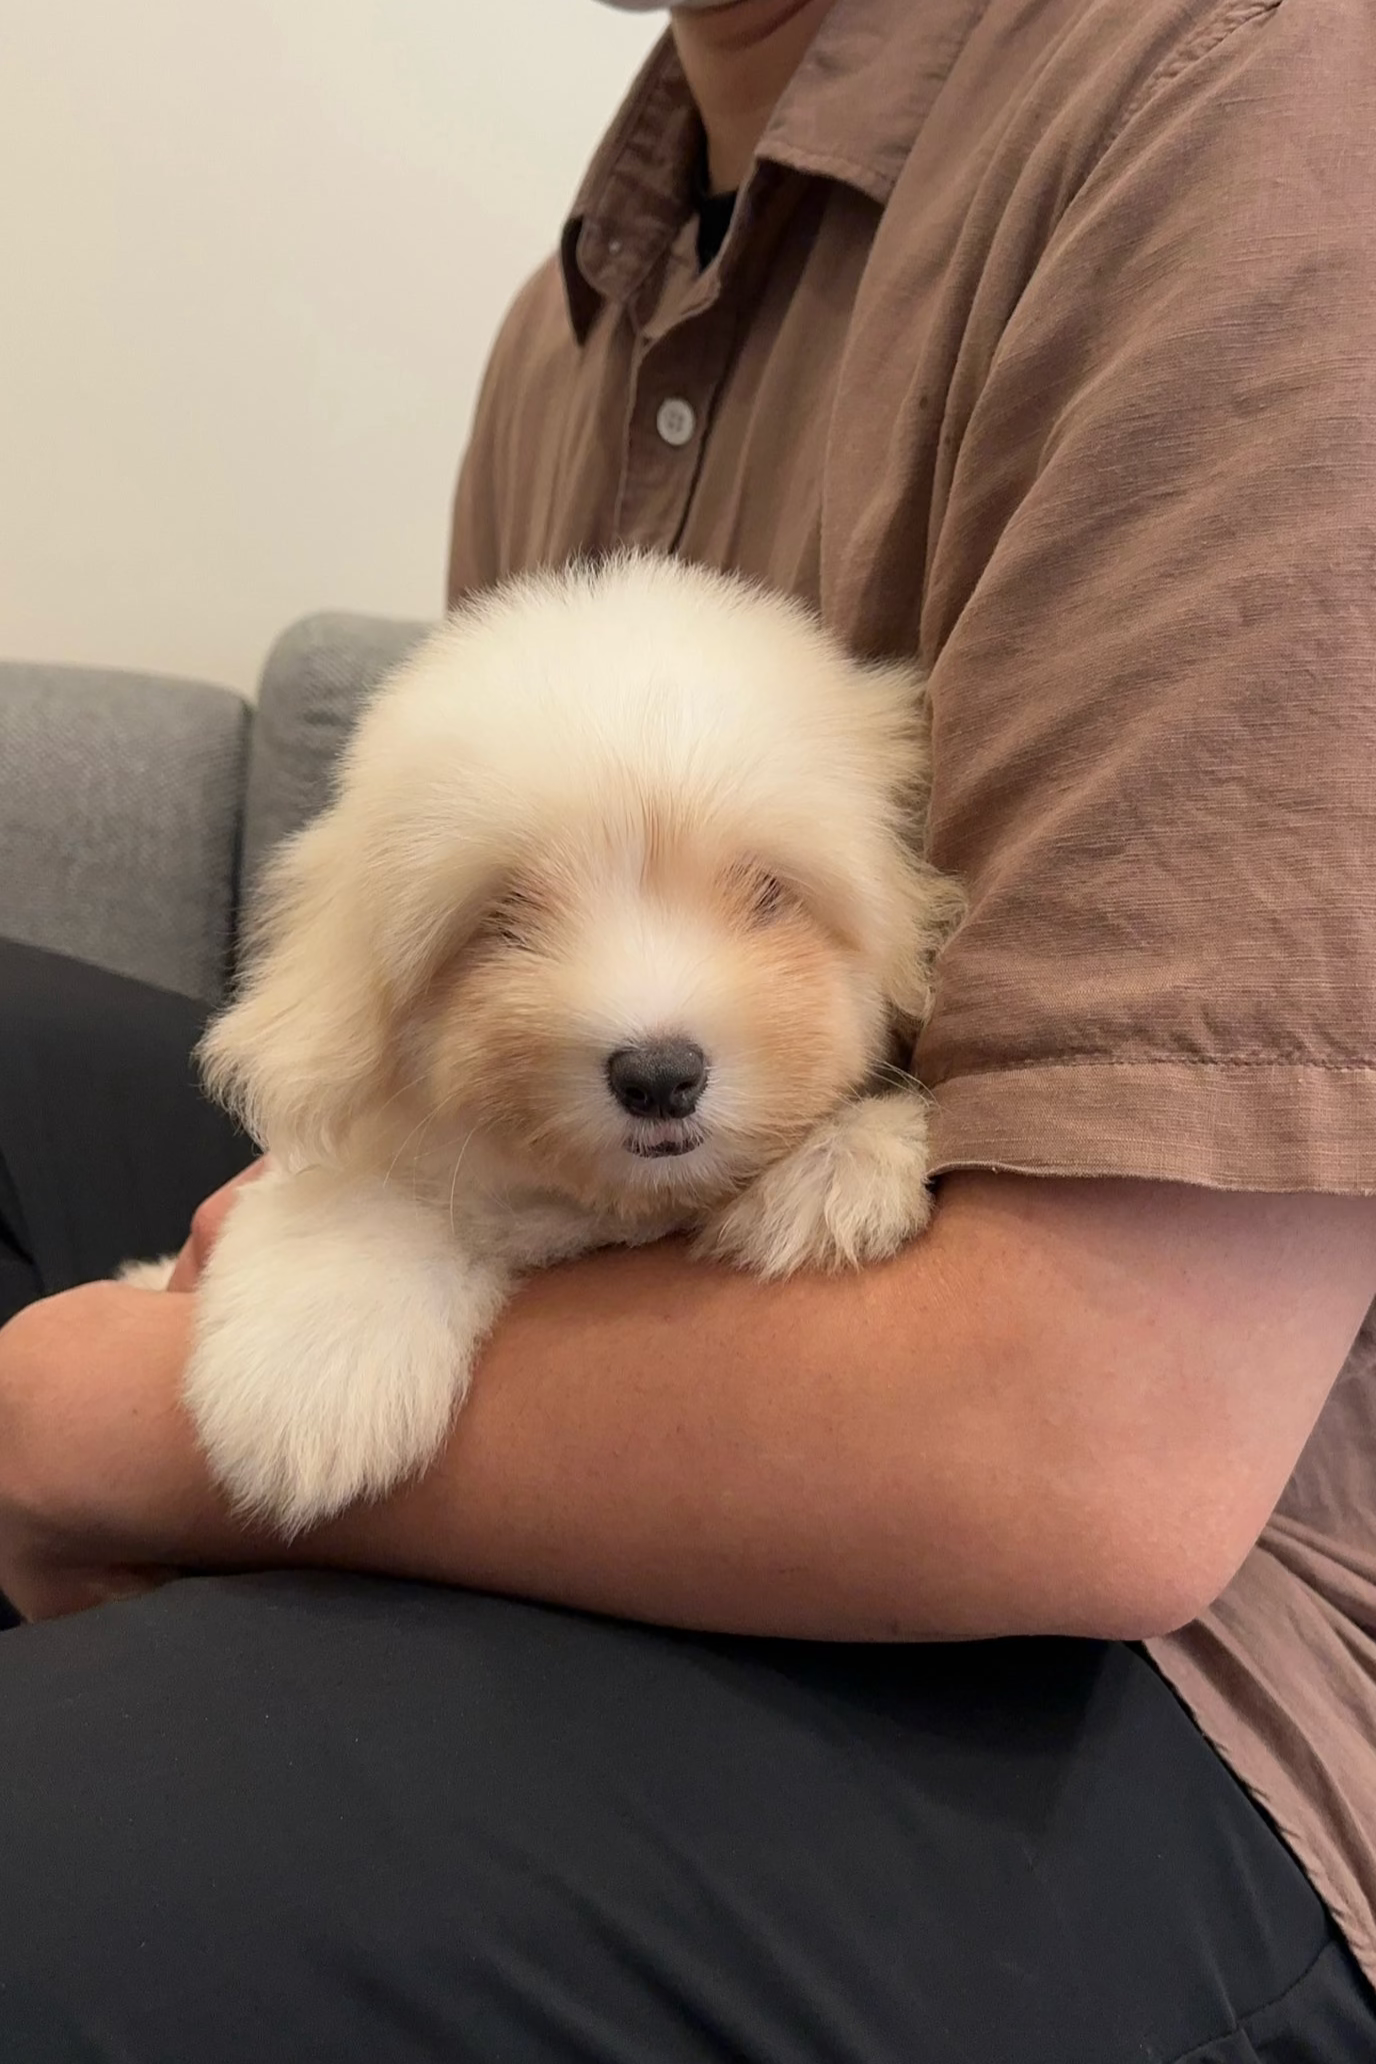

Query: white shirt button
655,396,697,448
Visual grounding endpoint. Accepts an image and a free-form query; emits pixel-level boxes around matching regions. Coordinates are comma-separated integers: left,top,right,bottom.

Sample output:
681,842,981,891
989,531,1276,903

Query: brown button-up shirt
448,0,1376,1980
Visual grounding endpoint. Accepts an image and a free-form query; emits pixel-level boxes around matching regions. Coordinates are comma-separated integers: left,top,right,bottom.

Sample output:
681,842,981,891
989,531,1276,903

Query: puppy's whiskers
369,1069,430,1125
447,1127,480,1238
383,1108,439,1193
871,1057,916,1091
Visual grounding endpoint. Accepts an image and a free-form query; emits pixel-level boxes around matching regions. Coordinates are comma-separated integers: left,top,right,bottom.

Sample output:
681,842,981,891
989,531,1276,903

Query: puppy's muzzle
607,1041,708,1139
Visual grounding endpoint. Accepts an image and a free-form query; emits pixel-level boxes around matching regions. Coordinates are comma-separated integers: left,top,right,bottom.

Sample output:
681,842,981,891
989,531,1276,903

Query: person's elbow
897,1172,1376,1646
1023,1442,1274,1643
1061,1501,1254,1643
918,1373,1281,1644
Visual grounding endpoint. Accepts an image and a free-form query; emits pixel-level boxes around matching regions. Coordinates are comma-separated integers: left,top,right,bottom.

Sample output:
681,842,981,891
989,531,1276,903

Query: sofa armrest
239,612,431,913
0,660,251,1005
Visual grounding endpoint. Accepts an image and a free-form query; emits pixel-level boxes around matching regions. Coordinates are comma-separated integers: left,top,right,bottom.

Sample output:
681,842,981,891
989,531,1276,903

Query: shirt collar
561,0,989,342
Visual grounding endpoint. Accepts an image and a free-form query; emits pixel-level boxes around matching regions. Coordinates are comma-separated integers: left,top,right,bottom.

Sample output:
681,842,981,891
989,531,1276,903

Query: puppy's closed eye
730,863,801,928
476,883,548,951
750,872,793,924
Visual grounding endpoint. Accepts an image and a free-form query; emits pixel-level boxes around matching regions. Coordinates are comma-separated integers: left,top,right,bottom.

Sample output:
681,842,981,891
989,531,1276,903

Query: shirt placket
612,225,736,554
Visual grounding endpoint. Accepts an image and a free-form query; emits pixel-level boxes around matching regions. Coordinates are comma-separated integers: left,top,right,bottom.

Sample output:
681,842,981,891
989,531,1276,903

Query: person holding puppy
1,0,1374,2056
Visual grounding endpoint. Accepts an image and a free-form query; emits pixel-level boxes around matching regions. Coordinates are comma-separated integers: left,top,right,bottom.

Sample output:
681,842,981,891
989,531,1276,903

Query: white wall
0,1,659,692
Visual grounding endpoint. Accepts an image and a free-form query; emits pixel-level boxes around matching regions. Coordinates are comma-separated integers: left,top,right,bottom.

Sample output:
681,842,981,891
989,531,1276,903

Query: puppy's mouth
625,1123,704,1161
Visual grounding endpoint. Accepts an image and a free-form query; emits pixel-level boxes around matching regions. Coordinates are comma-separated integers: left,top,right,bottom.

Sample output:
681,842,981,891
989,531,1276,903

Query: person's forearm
300,1188,1172,1641
7,1202,1115,1636
13,1173,1355,1633
308,1252,1023,1641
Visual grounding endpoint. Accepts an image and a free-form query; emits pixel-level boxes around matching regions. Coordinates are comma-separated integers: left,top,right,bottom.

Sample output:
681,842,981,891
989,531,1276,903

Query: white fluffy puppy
182,556,962,1533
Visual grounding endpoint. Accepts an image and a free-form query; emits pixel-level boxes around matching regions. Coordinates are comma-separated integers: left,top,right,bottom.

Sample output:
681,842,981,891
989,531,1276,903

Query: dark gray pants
1,939,1373,2062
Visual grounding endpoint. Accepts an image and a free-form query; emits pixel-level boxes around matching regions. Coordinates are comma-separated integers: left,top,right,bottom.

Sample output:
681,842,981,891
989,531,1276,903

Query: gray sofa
0,614,430,1005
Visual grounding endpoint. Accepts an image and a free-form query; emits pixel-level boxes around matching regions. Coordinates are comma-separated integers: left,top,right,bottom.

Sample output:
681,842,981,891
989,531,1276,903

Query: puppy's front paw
187,1294,462,1537
185,1171,508,1535
698,1090,932,1279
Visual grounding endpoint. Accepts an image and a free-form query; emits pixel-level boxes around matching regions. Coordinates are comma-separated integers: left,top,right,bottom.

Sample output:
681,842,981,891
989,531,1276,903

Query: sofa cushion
238,613,430,921
0,662,250,1004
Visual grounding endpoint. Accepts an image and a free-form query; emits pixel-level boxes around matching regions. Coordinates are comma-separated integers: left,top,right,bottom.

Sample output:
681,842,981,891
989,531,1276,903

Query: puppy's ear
199,807,392,1167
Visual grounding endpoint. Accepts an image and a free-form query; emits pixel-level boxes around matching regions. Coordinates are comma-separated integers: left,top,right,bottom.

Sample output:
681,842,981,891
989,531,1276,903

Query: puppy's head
203,557,959,1220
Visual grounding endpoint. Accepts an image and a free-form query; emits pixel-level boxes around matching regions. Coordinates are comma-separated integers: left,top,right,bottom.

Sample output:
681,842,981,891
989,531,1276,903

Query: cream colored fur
117,1255,180,1290
157,556,962,1535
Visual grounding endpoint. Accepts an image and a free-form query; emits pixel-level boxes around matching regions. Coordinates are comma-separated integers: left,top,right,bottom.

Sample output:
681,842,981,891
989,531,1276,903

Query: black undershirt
696,186,738,270
693,132,738,274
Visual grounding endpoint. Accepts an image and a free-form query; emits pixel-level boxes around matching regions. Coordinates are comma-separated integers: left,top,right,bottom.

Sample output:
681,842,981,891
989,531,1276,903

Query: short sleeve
915,0,1376,1192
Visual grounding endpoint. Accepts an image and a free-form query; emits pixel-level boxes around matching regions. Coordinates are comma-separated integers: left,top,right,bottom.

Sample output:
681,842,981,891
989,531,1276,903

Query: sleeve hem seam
928,1053,1376,1082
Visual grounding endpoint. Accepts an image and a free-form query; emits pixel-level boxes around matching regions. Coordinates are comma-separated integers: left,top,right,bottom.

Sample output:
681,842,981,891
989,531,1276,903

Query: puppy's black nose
607,1041,708,1120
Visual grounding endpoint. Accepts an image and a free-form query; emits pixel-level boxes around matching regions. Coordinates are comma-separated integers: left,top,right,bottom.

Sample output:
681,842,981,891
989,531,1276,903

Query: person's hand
0,1282,252,1622
165,1155,272,1291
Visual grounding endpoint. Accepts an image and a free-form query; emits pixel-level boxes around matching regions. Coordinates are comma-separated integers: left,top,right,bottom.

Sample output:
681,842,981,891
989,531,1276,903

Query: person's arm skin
2,1172,1374,1633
